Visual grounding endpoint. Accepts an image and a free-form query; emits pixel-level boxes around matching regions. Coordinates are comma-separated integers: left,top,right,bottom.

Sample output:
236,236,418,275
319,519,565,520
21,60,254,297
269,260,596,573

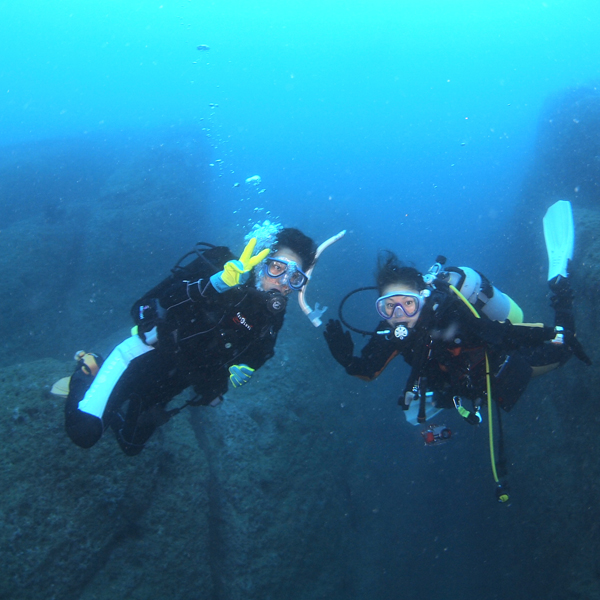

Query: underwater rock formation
0,328,360,600
509,86,600,598
521,85,600,212
0,358,212,599
507,206,600,599
0,129,210,366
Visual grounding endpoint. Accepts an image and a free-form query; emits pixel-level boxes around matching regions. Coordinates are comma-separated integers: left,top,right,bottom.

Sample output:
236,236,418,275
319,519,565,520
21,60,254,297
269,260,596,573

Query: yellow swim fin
50,376,71,398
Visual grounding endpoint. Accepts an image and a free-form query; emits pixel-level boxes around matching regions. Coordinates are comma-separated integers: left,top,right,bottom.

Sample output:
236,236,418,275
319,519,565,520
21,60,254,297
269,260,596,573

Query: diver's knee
65,410,103,448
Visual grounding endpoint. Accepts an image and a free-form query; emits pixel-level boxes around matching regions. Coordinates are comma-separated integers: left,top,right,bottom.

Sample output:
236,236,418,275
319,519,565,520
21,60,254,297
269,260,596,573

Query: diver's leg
546,274,577,367
499,269,576,382
65,353,105,448
548,255,592,365
115,397,173,456
65,336,155,449
549,275,575,332
111,351,184,455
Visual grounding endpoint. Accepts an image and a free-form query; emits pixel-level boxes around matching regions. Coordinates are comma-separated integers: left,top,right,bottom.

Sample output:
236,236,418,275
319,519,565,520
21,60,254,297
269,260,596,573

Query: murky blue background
4,1,599,259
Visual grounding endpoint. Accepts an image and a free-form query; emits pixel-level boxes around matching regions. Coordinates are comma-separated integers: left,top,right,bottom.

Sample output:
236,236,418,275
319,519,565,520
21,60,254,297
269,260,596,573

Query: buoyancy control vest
130,242,236,339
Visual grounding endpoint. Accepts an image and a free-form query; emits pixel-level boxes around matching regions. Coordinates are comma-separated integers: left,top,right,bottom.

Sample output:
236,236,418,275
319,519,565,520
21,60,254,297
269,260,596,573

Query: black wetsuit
331,285,571,412
65,265,286,455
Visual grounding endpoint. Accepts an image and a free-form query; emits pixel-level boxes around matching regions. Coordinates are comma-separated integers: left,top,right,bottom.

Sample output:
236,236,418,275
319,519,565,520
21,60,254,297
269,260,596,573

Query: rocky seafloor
0,327,359,600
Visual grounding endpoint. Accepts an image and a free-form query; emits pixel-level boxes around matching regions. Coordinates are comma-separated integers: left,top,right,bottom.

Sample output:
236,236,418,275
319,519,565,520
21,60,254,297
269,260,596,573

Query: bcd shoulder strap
138,242,235,302
130,242,236,323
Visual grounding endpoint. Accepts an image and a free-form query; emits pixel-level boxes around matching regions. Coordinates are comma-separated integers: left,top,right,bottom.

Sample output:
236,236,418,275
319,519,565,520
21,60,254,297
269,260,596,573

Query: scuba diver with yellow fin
53,222,344,456
324,200,591,501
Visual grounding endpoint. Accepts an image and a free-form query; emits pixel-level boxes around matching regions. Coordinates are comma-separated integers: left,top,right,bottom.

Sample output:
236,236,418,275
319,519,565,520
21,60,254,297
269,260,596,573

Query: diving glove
210,238,270,293
229,364,255,388
324,319,354,368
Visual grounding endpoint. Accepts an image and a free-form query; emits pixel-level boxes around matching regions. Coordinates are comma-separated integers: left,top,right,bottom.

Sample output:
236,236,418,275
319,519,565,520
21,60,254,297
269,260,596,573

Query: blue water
2,2,600,598
3,1,599,260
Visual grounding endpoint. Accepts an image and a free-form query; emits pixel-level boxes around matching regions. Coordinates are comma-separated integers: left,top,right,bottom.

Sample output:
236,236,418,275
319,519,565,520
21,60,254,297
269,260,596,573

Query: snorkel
298,229,346,327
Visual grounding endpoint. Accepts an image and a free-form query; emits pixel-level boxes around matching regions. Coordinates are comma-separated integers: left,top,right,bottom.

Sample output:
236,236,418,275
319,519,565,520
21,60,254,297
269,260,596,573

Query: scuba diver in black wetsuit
323,201,591,500
325,254,588,414
62,224,319,456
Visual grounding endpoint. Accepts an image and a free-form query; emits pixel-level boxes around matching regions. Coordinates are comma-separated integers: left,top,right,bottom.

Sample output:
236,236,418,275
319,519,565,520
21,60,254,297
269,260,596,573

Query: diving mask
375,290,430,320
262,257,308,291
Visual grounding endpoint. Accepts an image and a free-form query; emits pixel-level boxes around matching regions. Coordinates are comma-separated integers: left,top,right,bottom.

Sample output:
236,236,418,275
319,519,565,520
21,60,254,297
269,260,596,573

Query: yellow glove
210,238,270,293
229,364,255,387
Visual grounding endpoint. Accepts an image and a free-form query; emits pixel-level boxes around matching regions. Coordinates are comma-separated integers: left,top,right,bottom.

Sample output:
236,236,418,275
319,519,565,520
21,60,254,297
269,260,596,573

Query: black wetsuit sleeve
430,289,556,350
465,314,556,349
346,332,400,380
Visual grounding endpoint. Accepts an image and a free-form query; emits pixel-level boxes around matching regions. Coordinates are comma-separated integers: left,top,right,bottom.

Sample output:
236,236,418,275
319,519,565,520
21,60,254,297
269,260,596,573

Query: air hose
449,284,510,503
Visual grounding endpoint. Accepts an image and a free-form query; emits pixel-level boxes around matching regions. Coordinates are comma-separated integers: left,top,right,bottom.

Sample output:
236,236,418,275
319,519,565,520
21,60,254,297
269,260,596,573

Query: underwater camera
421,424,452,446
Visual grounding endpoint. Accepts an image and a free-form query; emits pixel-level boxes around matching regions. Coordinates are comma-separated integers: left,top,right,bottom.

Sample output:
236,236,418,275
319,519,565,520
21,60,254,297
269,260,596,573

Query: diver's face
259,247,304,296
380,283,423,329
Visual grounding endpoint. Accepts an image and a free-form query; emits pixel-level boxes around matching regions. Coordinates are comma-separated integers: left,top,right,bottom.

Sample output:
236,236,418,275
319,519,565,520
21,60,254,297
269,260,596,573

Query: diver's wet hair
273,228,317,270
375,250,424,294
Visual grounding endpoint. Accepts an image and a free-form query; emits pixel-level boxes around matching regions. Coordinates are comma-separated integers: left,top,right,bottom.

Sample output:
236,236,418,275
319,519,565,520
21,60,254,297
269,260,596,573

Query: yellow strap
486,352,500,484
449,285,500,484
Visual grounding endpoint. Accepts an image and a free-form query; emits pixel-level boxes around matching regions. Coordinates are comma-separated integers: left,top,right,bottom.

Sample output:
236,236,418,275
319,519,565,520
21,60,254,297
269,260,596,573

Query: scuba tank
424,256,524,324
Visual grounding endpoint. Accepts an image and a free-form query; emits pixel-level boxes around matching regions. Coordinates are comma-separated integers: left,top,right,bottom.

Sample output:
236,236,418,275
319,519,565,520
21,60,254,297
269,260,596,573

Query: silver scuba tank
443,266,523,323
426,257,523,324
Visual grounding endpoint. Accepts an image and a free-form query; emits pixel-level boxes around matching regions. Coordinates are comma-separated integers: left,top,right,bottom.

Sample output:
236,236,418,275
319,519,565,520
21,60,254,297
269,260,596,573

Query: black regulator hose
338,286,380,337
